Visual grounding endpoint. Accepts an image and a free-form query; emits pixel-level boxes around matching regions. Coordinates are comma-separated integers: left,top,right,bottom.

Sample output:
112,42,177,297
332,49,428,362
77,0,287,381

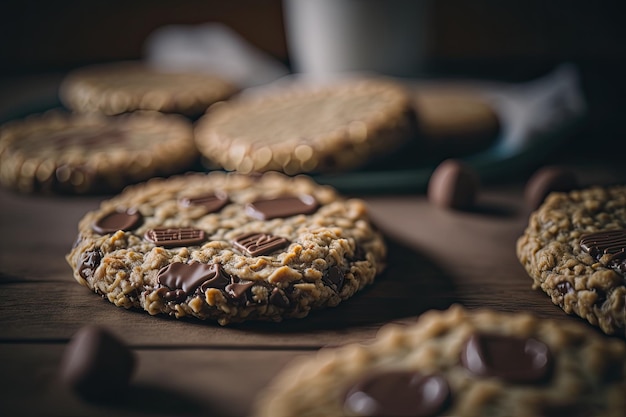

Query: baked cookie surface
517,185,626,336
194,78,416,175
66,172,386,325
254,305,626,417
59,61,237,116
0,110,196,194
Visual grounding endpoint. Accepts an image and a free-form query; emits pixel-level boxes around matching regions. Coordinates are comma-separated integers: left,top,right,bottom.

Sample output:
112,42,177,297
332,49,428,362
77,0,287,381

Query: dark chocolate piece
524,166,578,210
344,371,450,417
461,333,552,383
269,288,290,308
322,266,345,293
233,232,289,256
179,191,229,213
245,195,319,220
78,250,103,280
158,262,229,302
145,228,205,248
555,281,575,296
225,280,255,300
92,209,142,234
59,325,135,401
580,229,626,276
427,159,479,210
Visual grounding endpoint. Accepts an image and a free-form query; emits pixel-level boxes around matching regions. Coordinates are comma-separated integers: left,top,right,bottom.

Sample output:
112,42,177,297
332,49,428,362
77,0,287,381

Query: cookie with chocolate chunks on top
66,171,386,325
254,306,626,417
517,185,626,336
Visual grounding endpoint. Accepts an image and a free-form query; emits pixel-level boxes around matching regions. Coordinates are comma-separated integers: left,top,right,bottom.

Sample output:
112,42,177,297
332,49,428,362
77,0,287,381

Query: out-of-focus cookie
194,78,417,175
412,85,500,156
66,171,386,325
254,305,626,417
59,61,237,117
0,110,196,194
517,185,626,336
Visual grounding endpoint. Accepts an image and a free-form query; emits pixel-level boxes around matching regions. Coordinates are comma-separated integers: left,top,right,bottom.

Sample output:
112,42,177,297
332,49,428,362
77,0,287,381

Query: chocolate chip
158,262,229,302
427,159,479,210
580,229,626,276
92,209,142,234
145,228,205,248
59,326,135,401
179,191,229,213
555,281,574,296
461,333,553,383
524,166,578,210
78,250,103,280
226,279,255,299
539,403,595,417
269,288,290,308
344,371,450,417
233,232,289,256
322,266,345,293
245,195,319,220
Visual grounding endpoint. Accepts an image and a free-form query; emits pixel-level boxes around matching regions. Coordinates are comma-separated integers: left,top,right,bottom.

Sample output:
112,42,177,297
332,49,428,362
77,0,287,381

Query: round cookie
412,85,501,157
194,78,417,175
254,305,626,417
0,110,196,194
59,61,237,117
517,185,626,336
66,172,386,325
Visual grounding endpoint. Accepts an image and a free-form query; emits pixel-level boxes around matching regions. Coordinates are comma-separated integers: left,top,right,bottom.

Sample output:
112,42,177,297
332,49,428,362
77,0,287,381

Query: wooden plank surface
0,164,623,416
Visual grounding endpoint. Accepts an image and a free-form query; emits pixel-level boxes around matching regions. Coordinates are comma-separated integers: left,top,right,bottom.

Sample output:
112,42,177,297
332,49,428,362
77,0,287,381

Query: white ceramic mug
283,0,429,78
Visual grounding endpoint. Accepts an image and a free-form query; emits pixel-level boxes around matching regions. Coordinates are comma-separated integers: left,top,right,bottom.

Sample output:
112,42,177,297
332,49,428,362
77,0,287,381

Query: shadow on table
235,234,457,333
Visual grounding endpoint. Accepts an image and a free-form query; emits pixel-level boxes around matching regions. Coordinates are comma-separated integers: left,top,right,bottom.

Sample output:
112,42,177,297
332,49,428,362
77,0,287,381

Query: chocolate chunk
92,209,142,234
78,250,103,280
580,229,626,276
269,288,290,308
427,159,479,210
461,333,552,383
158,262,229,302
524,166,578,210
145,227,205,248
225,277,254,299
555,281,574,296
59,325,135,401
540,403,594,417
322,266,345,292
344,371,450,417
245,195,319,220
179,191,229,213
233,232,289,256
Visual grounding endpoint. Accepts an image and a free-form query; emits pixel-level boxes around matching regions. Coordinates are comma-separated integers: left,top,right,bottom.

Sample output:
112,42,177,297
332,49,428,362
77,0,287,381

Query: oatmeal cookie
66,172,386,325
517,185,626,336
59,61,237,117
0,110,196,194
194,78,417,175
254,305,626,417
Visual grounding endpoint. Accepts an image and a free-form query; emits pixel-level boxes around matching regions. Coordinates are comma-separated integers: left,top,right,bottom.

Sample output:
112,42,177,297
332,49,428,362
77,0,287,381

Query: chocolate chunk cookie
66,172,386,325
194,78,417,175
517,185,626,336
254,305,626,417
59,61,237,117
0,110,196,194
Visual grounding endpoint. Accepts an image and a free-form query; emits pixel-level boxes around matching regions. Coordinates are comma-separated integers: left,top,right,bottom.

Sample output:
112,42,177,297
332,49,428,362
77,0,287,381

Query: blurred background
1,0,625,163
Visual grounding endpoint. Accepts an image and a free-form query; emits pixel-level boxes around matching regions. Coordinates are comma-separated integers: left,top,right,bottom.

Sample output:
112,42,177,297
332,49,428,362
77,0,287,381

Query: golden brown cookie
0,110,196,194
59,61,237,117
412,85,500,156
66,171,386,325
194,78,417,175
255,305,626,417
517,185,626,336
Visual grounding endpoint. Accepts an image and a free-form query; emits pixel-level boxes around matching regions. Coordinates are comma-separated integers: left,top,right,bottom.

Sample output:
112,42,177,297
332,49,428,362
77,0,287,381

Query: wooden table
1,161,622,417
